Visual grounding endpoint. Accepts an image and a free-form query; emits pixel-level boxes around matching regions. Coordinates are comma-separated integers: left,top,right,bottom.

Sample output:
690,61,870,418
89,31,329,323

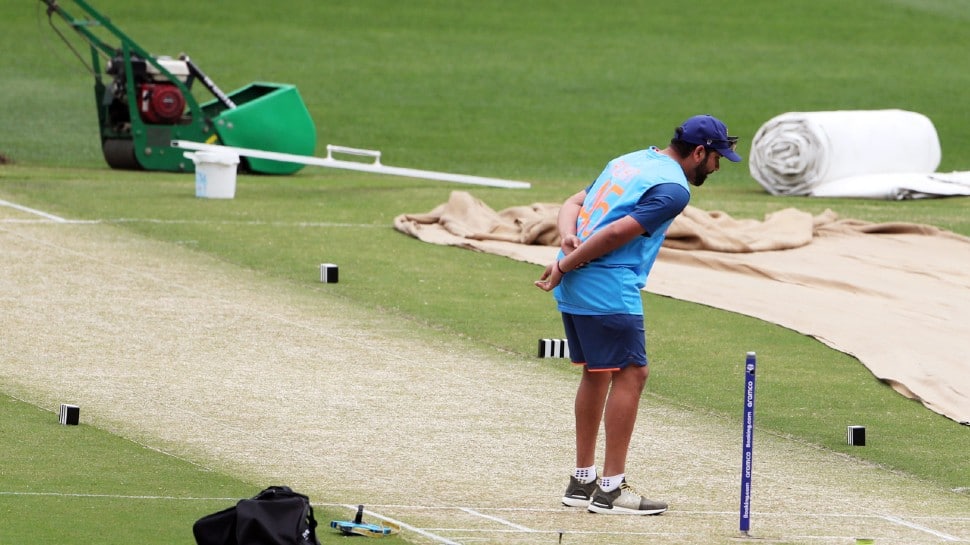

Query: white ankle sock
573,465,597,484
599,474,624,492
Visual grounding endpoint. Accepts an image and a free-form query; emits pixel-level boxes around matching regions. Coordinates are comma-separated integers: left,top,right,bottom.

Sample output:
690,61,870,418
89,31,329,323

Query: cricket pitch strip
1,205,967,545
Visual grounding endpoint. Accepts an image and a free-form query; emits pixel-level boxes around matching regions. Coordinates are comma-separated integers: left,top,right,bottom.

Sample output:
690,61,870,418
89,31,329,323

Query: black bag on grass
193,485,321,545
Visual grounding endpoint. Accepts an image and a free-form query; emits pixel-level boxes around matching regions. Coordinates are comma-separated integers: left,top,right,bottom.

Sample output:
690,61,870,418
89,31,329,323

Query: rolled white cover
748,110,942,196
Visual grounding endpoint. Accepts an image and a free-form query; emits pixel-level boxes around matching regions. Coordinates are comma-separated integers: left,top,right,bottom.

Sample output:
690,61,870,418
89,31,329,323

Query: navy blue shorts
561,312,647,372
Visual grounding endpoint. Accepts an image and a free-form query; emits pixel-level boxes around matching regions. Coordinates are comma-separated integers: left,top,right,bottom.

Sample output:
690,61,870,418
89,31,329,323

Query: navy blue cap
676,115,741,162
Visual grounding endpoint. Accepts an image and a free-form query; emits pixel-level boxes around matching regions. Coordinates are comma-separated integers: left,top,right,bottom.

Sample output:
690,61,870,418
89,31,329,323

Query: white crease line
0,199,69,222
0,216,381,228
339,504,461,545
0,219,97,224
319,502,970,524
419,527,708,539
328,503,970,542
0,491,234,501
1,494,708,542
881,514,961,542
107,218,382,228
459,507,536,532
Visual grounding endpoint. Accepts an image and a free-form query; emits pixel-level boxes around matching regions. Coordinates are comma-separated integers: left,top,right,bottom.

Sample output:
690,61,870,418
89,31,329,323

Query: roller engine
109,54,189,125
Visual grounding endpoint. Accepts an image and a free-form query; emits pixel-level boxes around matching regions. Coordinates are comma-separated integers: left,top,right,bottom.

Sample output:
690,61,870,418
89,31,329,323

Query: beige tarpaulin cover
394,191,970,424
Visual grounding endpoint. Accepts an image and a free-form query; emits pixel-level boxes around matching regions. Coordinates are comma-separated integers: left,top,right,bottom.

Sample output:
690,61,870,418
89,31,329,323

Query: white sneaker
587,479,667,515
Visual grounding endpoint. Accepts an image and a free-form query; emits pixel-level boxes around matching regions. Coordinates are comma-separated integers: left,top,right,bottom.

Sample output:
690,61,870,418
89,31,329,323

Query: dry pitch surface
1,200,968,545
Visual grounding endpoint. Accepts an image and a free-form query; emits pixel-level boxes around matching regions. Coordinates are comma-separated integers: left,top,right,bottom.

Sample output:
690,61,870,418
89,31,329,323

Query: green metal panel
205,83,317,175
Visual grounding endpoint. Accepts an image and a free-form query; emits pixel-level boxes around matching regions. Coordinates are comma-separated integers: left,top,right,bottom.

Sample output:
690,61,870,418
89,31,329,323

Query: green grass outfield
2,1,970,544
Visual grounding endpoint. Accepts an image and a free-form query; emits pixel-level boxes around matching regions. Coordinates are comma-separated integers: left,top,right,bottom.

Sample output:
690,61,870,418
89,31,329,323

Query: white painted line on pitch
458,507,537,532
0,217,383,229
0,219,97,224
0,491,235,501
881,514,961,541
106,218,382,228
362,503,970,543
419,527,709,541
781,534,869,543
0,199,70,222
352,503,970,524
339,504,461,545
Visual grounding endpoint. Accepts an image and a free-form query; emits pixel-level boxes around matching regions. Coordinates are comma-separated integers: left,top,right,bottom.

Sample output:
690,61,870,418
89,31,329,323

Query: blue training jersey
554,148,690,315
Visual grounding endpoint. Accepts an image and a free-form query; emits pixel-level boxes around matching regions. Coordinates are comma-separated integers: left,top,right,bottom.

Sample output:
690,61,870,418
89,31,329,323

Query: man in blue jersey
535,114,740,515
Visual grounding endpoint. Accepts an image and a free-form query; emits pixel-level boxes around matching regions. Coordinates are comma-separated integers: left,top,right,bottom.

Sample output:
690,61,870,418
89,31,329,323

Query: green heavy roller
39,0,316,174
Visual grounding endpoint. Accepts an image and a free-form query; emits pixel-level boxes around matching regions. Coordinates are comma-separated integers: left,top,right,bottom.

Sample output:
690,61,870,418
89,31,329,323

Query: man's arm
557,216,645,273
535,183,686,292
535,214,645,291
558,189,586,255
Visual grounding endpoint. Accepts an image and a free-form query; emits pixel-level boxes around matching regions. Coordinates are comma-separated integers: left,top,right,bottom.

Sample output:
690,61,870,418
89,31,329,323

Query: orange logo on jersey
575,160,639,239
577,179,622,239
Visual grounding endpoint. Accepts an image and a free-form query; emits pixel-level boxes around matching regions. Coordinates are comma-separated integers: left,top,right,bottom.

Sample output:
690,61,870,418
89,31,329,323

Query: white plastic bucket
186,150,240,199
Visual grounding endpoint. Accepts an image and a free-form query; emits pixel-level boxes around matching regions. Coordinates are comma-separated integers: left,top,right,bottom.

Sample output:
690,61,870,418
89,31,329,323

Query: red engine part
138,83,185,124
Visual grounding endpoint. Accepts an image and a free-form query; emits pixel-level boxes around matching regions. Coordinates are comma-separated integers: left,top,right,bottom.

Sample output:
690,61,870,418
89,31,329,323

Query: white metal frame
171,140,531,189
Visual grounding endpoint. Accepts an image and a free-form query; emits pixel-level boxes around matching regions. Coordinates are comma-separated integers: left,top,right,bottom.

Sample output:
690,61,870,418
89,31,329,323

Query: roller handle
179,54,236,109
